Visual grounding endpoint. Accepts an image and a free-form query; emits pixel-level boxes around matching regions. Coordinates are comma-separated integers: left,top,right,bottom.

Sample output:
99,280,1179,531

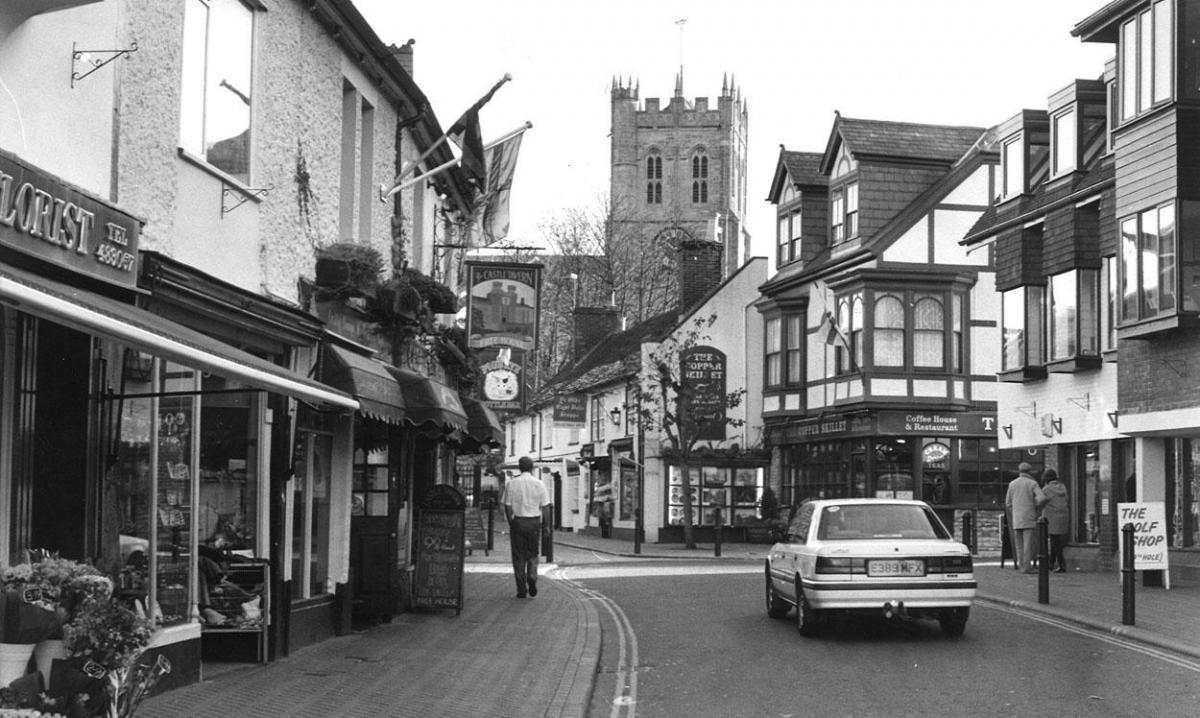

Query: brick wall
678,239,724,313
1119,333,1200,413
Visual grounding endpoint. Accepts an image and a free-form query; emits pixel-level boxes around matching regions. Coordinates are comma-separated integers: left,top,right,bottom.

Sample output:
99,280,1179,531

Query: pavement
136,528,1200,717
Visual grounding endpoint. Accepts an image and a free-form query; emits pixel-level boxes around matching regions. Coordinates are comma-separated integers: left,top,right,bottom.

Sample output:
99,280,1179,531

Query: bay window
1119,202,1176,323
913,296,945,368
835,294,863,374
1002,286,1045,371
873,295,905,367
1120,0,1173,122
785,314,803,385
765,317,782,387
1047,269,1100,362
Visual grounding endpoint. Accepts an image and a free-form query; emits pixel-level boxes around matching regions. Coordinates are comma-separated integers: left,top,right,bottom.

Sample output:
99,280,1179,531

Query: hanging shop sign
0,148,140,288
680,345,727,441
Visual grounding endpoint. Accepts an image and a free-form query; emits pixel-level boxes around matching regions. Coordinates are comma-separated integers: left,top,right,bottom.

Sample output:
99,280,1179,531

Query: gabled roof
1072,0,1140,43
766,150,825,203
820,115,987,174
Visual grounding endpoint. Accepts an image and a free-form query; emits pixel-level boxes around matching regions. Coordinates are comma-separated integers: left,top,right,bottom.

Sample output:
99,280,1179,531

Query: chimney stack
678,238,724,313
390,39,415,76
573,307,622,360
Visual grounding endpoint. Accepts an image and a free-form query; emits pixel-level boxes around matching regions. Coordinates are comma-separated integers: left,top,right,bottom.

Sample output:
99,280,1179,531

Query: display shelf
201,561,269,663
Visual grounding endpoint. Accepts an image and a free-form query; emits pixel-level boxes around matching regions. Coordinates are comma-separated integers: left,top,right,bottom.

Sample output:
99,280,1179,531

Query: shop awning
461,396,503,448
0,263,358,410
321,345,407,424
388,367,468,434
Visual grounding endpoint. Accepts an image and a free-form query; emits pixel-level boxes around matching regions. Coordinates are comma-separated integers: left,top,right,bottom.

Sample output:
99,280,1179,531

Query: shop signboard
553,393,586,424
465,261,542,414
0,148,141,288
876,411,998,436
680,345,727,441
1117,502,1170,574
413,485,466,614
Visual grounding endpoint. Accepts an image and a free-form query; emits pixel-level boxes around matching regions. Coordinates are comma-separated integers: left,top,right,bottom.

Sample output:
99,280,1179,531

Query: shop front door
349,433,395,622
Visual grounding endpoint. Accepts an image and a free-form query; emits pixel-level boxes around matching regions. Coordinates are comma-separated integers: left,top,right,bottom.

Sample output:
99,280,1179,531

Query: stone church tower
610,71,750,281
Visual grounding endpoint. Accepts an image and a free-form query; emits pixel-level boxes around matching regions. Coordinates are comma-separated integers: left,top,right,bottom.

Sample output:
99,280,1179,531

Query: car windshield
816,504,948,540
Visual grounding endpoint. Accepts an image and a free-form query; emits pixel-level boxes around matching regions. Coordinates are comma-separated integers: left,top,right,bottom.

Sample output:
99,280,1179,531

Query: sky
355,0,1115,261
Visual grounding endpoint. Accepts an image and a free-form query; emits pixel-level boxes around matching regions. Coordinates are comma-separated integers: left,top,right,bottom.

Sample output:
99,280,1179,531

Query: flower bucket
34,637,67,689
0,641,34,686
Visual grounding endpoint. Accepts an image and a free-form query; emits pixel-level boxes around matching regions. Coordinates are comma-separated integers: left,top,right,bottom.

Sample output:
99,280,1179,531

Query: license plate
868,559,924,577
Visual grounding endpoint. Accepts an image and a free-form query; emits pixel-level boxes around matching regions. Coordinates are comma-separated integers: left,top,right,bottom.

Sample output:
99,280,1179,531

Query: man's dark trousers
510,517,541,595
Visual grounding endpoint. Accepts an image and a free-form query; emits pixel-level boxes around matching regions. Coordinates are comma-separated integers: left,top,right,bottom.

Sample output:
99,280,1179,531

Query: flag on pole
448,74,511,187
818,310,850,349
474,128,526,245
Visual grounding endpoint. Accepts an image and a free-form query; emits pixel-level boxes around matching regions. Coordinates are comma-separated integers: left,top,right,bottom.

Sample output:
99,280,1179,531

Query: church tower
610,71,750,280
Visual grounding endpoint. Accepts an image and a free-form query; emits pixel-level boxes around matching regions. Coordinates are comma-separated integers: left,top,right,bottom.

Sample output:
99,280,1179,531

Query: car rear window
816,504,949,540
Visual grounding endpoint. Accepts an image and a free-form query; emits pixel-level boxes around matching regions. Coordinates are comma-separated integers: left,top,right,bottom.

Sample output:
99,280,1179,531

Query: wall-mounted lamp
609,405,623,426
1002,425,1013,439
1107,410,1119,428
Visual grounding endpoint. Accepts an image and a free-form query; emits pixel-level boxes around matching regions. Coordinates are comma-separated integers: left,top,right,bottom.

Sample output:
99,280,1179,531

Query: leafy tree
634,315,746,549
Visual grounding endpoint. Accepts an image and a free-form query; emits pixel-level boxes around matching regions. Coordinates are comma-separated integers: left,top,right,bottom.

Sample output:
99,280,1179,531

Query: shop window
1119,202,1176,324
1119,1,1173,123
180,0,254,183
1070,443,1102,545
292,430,332,599
666,465,763,527
873,439,915,499
199,382,260,553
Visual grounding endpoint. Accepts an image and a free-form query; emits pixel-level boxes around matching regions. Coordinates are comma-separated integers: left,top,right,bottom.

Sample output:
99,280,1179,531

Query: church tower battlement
610,72,749,279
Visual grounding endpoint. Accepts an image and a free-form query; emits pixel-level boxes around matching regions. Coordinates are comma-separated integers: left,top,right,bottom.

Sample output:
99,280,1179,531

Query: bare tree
635,315,746,549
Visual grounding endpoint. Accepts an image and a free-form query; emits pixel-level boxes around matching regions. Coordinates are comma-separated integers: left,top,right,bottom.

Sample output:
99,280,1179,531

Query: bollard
1122,522,1136,625
962,511,975,553
714,508,723,558
1037,516,1049,604
487,499,495,552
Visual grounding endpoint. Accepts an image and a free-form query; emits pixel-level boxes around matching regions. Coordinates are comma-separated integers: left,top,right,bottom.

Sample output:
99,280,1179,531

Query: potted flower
0,563,63,688
60,596,154,717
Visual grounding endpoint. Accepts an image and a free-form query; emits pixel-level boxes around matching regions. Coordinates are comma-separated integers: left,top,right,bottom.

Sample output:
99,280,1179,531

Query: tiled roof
780,151,825,186
534,310,679,400
836,117,986,164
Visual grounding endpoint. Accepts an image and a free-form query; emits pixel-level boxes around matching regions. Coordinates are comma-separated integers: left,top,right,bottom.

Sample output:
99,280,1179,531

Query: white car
765,498,975,636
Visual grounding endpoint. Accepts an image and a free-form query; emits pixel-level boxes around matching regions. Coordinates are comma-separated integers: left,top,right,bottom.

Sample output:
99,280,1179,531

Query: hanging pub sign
680,345,727,441
0,147,141,288
466,261,542,413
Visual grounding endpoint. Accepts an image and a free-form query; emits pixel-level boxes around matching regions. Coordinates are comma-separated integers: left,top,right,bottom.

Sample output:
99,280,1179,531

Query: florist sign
0,147,141,288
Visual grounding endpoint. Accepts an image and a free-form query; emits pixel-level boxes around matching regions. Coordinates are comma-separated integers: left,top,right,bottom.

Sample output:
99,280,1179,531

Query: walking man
1005,462,1046,573
502,456,552,598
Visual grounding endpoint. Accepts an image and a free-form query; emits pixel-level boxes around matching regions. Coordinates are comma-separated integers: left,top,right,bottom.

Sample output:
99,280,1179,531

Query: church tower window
646,153,663,204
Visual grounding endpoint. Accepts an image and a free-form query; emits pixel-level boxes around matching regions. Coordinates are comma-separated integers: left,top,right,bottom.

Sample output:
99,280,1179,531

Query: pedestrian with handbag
1040,468,1069,572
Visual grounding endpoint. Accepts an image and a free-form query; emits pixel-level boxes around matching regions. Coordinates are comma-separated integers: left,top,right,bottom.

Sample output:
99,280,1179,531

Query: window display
292,429,332,599
198,383,259,553
667,465,764,526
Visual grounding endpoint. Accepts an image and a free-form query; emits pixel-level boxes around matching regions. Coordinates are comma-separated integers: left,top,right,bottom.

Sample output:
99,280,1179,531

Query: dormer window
1001,133,1025,198
831,181,858,244
1119,0,1173,122
1051,108,1076,176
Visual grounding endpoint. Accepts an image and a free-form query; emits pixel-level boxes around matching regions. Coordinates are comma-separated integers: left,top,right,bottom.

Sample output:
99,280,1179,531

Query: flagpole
380,134,453,200
484,121,533,150
383,156,462,198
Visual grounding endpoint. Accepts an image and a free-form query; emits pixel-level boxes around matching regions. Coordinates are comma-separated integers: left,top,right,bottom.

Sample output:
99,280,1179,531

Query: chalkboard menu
464,508,488,556
413,485,466,614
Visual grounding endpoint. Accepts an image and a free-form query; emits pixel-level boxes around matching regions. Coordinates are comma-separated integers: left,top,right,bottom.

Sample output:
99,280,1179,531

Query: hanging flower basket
314,243,384,297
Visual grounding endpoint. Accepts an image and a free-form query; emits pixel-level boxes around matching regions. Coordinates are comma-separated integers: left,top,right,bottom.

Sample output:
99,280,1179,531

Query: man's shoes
528,582,538,597
516,592,526,598
1054,567,1066,573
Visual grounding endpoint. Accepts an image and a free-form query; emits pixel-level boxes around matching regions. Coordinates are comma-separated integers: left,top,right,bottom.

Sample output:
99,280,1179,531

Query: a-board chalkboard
464,509,488,556
413,486,467,613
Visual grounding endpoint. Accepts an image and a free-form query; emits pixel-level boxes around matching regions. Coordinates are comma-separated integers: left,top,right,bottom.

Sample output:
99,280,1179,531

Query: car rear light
927,555,973,573
815,557,866,574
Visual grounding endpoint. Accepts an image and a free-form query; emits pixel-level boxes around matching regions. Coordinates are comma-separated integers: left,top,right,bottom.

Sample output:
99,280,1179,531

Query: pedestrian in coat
1005,462,1046,573
502,456,552,598
1040,469,1069,572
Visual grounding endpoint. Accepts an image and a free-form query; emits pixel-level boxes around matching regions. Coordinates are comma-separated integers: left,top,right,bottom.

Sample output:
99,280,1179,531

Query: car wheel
939,607,969,637
765,563,789,619
794,575,820,636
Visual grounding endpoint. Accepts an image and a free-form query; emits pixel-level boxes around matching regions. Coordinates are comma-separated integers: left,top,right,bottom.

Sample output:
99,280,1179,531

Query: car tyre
794,575,820,636
765,563,789,619
939,607,969,637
